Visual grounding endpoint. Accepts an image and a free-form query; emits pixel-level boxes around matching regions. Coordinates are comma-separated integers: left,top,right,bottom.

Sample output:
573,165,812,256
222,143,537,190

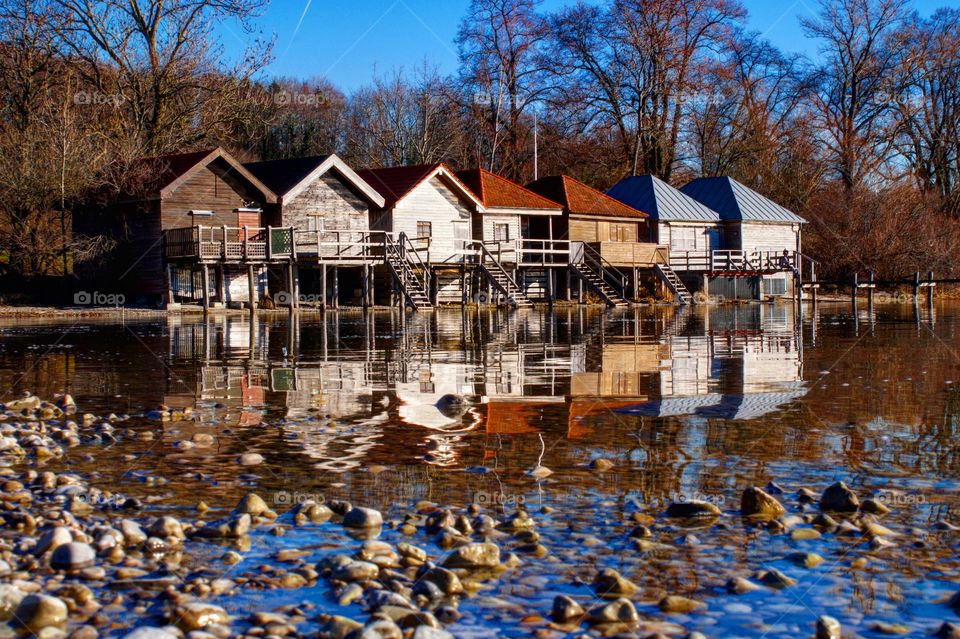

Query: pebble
589,458,614,471
342,507,383,529
659,595,706,613
551,595,585,622
787,552,824,569
12,594,68,633
820,481,860,512
122,628,179,639
592,568,638,597
741,487,786,518
588,598,638,624
238,453,264,466
442,542,500,568
665,500,721,518
816,615,842,639
173,602,230,632
50,542,96,570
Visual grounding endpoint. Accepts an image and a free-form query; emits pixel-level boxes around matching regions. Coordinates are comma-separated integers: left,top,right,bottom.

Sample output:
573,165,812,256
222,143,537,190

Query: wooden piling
928,271,935,306
852,272,858,304
201,264,210,313
332,267,339,309
247,264,257,312
320,263,328,310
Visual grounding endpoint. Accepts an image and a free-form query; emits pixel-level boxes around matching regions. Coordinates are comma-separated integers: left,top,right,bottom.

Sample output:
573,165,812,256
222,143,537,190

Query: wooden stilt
321,263,328,310
247,264,257,312
217,265,227,306
201,264,210,313
333,267,339,309
166,263,175,306
362,264,370,308
460,264,467,306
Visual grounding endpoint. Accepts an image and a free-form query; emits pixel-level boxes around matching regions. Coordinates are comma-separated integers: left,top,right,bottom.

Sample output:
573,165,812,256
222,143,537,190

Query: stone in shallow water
816,615,841,639
551,595,585,622
50,542,96,570
173,602,229,632
659,595,706,613
592,568,638,597
820,481,860,512
238,453,263,466
726,576,762,594
442,542,500,568
316,615,362,639
787,552,825,569
665,500,721,518
342,507,382,529
862,497,891,514
35,527,72,555
757,568,797,588
869,621,910,635
0,584,25,621
12,594,68,633
234,493,269,516
937,622,960,639
741,487,786,518
588,598,638,625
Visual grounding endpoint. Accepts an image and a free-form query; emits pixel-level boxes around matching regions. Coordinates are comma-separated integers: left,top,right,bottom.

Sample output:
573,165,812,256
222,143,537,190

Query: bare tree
457,0,551,180
802,0,910,191
51,0,273,155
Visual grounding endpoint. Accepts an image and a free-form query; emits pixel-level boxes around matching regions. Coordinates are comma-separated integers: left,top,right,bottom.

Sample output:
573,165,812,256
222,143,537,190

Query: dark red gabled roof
526,175,649,219
355,164,438,208
132,149,217,197
456,169,562,211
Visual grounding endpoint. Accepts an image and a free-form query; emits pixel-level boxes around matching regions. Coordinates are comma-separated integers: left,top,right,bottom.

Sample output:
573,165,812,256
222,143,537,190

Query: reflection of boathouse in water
162,305,806,469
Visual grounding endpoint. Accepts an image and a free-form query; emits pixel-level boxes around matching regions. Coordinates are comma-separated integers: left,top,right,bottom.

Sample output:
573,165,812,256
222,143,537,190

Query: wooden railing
669,249,801,273
293,229,385,261
519,239,571,266
163,225,294,260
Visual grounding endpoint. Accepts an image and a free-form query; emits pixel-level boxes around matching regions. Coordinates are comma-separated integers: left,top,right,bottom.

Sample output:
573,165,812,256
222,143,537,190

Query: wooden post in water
913,271,921,303
852,272,858,305
928,271,935,306
320,263,328,311
247,264,257,313
217,265,227,307
460,264,467,306
867,271,875,307
362,264,370,309
201,264,210,314
332,267,339,309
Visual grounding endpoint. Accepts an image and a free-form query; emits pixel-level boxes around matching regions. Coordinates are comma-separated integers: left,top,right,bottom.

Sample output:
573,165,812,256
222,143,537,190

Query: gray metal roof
680,177,807,224
606,175,721,222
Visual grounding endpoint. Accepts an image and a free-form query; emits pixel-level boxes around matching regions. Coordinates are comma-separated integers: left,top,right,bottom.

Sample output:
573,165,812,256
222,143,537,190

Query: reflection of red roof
485,402,539,435
358,164,480,209
567,400,640,438
527,175,649,219
456,169,562,211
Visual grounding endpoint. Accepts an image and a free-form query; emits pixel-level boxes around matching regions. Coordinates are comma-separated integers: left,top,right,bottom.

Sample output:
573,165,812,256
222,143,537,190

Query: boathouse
356,163,486,307
244,154,386,307
525,175,663,306
679,177,807,300
85,147,278,306
455,169,563,302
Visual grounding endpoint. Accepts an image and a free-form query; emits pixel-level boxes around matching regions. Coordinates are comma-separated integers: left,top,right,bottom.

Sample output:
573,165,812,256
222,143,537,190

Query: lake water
2,302,959,638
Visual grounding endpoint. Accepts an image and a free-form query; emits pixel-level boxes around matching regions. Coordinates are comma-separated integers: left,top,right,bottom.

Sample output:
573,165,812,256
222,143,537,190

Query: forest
1,0,958,281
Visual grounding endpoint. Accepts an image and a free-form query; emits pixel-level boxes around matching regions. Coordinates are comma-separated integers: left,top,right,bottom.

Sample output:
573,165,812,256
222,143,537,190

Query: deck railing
292,229,385,261
669,249,801,273
163,225,294,261
519,239,571,266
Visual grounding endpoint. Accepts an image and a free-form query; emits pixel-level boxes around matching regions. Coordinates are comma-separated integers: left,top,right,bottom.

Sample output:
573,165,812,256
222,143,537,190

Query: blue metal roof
606,175,721,222
680,177,807,224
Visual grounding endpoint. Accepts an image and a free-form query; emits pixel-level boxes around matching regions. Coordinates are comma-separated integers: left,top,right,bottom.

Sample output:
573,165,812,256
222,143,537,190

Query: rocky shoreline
0,393,958,639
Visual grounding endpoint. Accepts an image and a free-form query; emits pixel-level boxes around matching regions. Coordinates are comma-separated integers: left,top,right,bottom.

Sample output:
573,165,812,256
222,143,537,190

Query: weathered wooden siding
393,176,473,263
476,212,521,263
283,172,370,231
161,161,262,230
569,218,598,242
738,222,799,255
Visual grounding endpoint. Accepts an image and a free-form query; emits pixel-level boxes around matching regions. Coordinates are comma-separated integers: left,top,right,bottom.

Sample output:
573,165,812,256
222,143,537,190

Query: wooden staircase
475,243,533,308
383,234,432,311
571,262,629,307
655,264,693,305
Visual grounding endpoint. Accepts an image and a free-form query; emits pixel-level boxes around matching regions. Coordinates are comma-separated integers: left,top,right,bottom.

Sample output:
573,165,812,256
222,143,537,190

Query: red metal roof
456,169,563,211
526,175,649,219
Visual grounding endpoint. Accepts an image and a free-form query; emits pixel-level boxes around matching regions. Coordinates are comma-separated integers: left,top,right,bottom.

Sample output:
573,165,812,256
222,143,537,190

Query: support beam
321,263,328,310
247,264,257,312
201,264,210,313
333,267,339,309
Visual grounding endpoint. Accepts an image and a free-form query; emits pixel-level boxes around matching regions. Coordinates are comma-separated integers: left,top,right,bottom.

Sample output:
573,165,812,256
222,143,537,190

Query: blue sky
221,0,957,91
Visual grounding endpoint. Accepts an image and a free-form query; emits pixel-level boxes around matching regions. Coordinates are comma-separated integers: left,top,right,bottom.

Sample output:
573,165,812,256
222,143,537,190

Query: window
609,223,633,242
494,223,510,242
671,227,697,251
763,276,787,296
453,221,470,240
416,221,432,239
307,217,324,233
